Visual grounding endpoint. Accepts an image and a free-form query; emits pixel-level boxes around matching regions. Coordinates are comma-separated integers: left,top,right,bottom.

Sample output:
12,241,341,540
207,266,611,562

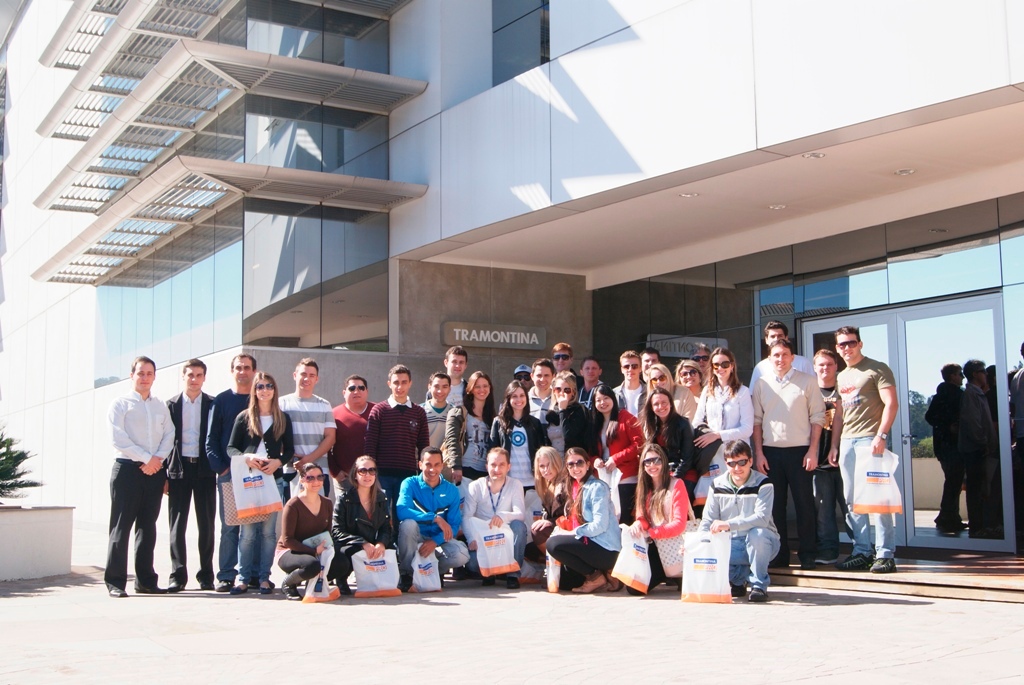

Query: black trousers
764,445,816,558
936,451,965,525
105,460,166,591
167,460,217,586
963,450,986,532
546,535,618,576
618,483,637,526
279,550,323,586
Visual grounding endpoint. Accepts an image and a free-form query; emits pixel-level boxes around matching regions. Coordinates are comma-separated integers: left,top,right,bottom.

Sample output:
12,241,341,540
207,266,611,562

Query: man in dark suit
165,358,216,592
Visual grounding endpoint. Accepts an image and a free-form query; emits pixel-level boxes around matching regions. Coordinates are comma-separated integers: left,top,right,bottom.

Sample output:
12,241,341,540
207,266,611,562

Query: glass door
802,294,1016,553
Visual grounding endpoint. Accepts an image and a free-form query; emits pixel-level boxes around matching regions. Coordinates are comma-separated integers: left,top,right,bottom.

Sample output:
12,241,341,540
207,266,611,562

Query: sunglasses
836,340,859,349
712,361,733,370
553,386,574,394
649,375,667,382
514,374,531,381
621,362,639,370
691,355,710,362
255,383,275,391
725,458,750,468
566,460,587,468
553,353,571,361
679,370,699,377
303,474,326,482
356,467,377,476
642,457,662,466
347,384,366,392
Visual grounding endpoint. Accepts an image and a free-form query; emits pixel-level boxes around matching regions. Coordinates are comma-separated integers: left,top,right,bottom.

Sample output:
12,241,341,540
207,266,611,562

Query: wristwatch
877,432,888,440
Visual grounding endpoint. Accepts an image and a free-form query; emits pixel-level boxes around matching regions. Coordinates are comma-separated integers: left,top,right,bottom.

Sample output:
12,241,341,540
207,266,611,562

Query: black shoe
108,586,128,598
870,557,897,574
730,583,746,598
482,576,496,586
399,574,413,593
748,587,769,603
835,553,874,571
215,580,233,593
798,555,816,571
768,556,790,569
283,585,303,601
337,580,352,596
506,577,520,590
134,585,167,595
258,583,273,595
229,584,249,595
167,582,185,594
626,585,644,596
199,582,215,592
248,576,259,587
451,567,468,581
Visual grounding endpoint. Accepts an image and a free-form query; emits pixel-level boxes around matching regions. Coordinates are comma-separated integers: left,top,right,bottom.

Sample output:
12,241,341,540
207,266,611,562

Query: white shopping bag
524,489,545,543
545,527,574,593
597,464,622,518
463,517,520,577
301,533,340,603
852,447,903,515
520,559,545,584
681,531,732,603
611,524,651,594
229,455,283,521
693,445,727,506
411,550,442,593
352,549,401,598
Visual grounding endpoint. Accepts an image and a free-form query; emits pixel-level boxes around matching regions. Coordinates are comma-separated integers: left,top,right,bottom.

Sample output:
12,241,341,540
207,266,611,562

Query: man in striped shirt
279,358,336,503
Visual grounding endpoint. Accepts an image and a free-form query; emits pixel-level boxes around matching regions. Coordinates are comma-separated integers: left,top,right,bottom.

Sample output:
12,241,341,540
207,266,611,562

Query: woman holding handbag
277,462,333,600
329,455,394,594
545,447,623,594
443,371,496,482
227,372,294,596
591,383,643,524
628,444,692,594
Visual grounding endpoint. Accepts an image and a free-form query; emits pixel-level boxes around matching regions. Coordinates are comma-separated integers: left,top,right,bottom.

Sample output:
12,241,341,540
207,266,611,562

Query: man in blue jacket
396,447,469,592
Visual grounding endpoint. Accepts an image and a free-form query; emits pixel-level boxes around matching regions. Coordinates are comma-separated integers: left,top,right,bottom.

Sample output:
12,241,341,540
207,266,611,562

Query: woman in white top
692,347,753,450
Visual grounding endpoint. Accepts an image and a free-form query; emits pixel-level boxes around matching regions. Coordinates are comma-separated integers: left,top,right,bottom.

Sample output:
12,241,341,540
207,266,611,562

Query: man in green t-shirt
833,326,900,574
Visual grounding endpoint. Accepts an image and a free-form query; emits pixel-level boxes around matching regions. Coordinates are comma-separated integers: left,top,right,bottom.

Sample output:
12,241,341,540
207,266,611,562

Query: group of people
105,322,904,603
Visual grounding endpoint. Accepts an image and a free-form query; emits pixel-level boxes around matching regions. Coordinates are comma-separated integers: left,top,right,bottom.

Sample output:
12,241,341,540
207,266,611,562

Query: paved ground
3,525,1023,684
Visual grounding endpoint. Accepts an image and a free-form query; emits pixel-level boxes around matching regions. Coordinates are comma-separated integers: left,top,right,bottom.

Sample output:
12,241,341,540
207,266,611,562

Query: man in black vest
166,358,215,592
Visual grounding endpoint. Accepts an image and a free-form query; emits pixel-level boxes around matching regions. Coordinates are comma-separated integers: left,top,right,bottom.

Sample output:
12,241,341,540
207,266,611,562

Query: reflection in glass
999,225,1024,287
493,7,549,85
887,238,1000,304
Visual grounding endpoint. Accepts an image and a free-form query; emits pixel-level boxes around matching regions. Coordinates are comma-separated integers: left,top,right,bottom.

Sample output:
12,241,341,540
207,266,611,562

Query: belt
115,458,136,465
181,456,201,463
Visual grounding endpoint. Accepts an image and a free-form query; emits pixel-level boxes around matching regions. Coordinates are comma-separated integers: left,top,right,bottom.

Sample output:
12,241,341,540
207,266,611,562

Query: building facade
1,0,1021,553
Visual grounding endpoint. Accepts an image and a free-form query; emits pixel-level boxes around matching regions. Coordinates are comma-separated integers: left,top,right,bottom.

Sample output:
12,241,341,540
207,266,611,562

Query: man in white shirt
528,358,555,425
749,321,814,387
614,350,646,416
105,356,175,598
279,358,336,501
462,447,527,589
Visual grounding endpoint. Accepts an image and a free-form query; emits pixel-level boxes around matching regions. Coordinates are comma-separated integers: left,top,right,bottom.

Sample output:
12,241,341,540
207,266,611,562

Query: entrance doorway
802,294,1016,553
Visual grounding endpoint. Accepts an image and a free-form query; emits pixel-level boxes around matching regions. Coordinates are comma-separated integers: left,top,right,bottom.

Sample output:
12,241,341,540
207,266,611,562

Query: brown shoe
572,571,609,594
603,573,623,592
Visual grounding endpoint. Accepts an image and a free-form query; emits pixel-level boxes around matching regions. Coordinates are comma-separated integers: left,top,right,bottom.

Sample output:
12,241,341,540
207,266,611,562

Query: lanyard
488,477,507,515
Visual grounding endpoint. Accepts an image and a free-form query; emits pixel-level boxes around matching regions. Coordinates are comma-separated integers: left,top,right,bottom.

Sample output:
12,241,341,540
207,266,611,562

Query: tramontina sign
442,322,546,350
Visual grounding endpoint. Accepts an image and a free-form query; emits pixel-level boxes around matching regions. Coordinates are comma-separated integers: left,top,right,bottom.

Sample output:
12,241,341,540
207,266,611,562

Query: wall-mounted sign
443,322,546,350
647,334,728,358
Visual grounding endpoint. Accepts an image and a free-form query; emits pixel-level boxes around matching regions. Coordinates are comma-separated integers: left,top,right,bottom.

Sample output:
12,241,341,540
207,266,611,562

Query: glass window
493,6,549,85
887,237,1001,304
999,224,1024,287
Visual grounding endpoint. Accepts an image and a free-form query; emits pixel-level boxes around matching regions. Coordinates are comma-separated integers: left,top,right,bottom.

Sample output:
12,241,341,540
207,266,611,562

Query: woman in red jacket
591,384,643,524
628,443,690,594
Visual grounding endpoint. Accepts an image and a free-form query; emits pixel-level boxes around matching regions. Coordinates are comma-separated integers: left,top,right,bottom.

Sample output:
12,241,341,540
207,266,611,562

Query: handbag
411,550,442,593
681,531,732,603
301,533,341,603
463,517,520,576
611,525,651,593
220,476,270,526
852,447,903,514
352,549,402,598
654,503,697,578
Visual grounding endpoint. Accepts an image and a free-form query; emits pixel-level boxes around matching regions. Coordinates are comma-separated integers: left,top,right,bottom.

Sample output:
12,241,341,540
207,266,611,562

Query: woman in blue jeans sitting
227,372,294,596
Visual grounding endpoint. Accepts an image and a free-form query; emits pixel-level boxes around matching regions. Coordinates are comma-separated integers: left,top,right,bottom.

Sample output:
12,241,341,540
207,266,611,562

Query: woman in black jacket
638,387,696,498
329,456,394,594
546,371,595,457
490,380,547,487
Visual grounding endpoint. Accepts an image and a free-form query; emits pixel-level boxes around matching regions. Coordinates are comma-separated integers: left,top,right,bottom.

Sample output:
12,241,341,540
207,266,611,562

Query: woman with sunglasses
490,380,546,489
628,444,691,594
692,347,753,451
276,462,333,600
546,446,623,593
524,446,567,563
227,372,294,595
638,387,696,496
444,371,496,481
675,359,704,407
329,455,394,594
647,362,697,423
591,383,643,524
546,371,594,457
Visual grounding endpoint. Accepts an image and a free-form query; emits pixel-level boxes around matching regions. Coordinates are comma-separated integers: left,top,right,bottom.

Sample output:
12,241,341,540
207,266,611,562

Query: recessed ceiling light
331,299,345,304
894,168,916,176
928,228,948,234
290,309,303,314
768,204,787,210
678,192,699,198
802,152,826,159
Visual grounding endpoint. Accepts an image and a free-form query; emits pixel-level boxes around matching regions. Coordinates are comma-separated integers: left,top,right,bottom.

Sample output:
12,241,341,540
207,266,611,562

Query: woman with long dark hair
490,380,546,488
647,362,696,422
638,387,695,495
627,444,691,594
276,462,333,600
227,372,293,596
692,347,753,449
545,446,623,594
329,455,394,595
590,383,643,524
443,371,496,481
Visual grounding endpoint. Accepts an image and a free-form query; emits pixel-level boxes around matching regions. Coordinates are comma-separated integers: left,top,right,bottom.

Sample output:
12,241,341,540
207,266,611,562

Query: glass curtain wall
493,0,549,85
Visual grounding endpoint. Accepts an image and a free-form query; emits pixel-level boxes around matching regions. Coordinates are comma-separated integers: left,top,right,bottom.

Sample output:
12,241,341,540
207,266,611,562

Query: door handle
902,435,914,444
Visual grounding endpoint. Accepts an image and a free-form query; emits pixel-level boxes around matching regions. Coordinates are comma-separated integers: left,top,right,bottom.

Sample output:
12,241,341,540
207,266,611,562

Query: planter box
0,505,74,581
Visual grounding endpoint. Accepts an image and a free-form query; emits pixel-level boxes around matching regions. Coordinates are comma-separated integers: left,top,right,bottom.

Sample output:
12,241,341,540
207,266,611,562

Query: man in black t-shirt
812,349,846,565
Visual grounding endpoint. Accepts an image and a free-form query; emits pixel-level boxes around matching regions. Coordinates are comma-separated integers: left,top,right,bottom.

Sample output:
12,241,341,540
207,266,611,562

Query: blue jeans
839,437,896,559
379,474,414,521
217,472,240,583
813,467,849,558
729,528,780,591
465,519,528,578
397,519,469,576
237,478,284,584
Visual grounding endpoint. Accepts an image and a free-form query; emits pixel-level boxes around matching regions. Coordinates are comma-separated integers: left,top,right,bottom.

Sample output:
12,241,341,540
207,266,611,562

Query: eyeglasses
650,375,666,383
621,362,639,370
725,458,750,469
356,467,377,476
347,384,366,392
679,370,699,377
566,460,587,468
642,457,662,466
303,474,326,482
553,386,574,395
712,361,733,370
553,353,571,361
255,383,275,391
836,340,859,349
514,374,531,381
691,355,710,362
